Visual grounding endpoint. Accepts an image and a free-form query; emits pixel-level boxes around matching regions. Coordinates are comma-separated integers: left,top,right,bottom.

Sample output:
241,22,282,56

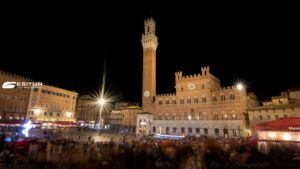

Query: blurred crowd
0,134,300,169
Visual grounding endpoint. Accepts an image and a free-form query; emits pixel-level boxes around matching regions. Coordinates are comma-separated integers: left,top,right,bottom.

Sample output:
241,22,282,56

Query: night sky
1,5,299,104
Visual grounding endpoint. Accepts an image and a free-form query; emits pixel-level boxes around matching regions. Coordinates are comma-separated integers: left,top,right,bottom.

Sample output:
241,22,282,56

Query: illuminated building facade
254,117,300,154
110,102,141,133
247,89,300,134
26,85,77,122
0,70,78,122
76,95,100,126
0,70,31,120
137,18,259,138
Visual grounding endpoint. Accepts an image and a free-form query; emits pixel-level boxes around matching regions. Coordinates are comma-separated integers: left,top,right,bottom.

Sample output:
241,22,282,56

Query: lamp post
97,98,106,129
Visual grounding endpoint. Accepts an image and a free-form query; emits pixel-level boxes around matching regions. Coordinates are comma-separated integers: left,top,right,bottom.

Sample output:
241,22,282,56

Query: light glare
22,120,32,137
236,83,244,91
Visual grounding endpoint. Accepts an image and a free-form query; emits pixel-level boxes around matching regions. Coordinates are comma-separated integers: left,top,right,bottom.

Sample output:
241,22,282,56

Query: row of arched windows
158,93,236,105
156,111,238,120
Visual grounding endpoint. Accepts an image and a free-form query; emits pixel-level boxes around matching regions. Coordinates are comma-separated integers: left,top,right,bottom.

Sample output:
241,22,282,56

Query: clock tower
141,17,158,109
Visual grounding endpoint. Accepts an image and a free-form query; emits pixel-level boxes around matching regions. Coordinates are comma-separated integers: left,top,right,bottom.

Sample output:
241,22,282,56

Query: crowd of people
0,132,300,169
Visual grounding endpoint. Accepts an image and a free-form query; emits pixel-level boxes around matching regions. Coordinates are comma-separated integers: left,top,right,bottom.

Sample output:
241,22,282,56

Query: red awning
253,117,300,132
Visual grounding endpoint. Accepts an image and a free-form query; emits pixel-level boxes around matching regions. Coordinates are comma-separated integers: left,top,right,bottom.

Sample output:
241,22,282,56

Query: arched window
203,112,207,120
231,111,237,120
158,114,163,120
195,112,200,120
166,127,170,134
220,94,225,101
166,113,170,120
202,96,207,103
172,113,176,120
213,113,218,120
223,113,228,120
165,99,170,104
194,97,199,103
187,98,191,104
212,95,217,102
184,112,188,120
229,93,235,100
188,113,192,120
153,126,156,132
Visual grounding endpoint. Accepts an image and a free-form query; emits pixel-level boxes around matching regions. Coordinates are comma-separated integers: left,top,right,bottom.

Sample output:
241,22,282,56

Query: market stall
253,117,300,154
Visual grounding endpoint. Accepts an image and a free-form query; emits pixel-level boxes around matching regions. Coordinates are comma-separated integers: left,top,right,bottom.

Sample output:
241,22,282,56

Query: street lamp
97,98,106,128
236,83,244,91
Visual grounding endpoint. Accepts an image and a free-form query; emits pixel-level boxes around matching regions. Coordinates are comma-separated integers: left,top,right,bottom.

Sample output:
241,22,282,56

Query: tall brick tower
141,18,158,110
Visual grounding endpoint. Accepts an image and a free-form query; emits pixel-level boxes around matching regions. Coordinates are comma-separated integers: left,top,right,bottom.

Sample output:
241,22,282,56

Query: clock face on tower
144,90,150,97
188,83,196,91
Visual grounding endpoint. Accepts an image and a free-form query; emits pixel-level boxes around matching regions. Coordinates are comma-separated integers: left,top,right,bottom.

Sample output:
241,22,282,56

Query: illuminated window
188,114,192,120
232,114,237,120
223,114,228,120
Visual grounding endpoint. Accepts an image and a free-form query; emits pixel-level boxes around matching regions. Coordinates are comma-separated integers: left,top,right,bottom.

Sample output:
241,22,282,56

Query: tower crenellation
141,17,158,50
201,66,210,76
